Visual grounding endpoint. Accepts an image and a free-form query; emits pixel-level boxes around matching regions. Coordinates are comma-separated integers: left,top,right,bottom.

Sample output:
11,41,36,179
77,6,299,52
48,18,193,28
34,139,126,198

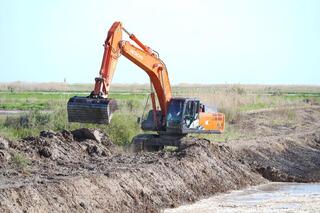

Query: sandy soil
0,106,319,212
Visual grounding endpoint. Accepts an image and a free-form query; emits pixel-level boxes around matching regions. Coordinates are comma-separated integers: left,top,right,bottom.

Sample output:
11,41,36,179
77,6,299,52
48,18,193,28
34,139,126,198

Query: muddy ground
0,106,319,212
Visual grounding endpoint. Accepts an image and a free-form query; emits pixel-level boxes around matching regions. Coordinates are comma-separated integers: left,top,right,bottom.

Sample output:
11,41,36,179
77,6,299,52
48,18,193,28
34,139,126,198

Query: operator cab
141,98,201,134
166,98,201,134
141,97,224,135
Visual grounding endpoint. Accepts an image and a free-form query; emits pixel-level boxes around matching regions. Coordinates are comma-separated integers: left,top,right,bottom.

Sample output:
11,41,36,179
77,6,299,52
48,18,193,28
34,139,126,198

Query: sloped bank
233,131,320,183
0,134,264,212
0,107,319,212
229,106,320,183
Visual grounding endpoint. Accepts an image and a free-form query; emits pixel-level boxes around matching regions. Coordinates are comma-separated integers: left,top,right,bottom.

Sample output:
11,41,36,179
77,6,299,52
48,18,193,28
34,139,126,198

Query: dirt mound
0,128,120,185
0,137,264,212
0,137,11,164
0,106,319,212
15,128,117,160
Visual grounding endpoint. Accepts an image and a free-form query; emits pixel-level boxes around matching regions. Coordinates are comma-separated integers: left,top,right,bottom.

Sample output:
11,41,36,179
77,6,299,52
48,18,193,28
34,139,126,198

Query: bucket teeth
67,97,117,124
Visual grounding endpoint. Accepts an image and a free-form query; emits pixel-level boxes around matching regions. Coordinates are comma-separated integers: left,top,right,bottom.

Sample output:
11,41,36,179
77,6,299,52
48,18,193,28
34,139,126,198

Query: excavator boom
68,22,172,127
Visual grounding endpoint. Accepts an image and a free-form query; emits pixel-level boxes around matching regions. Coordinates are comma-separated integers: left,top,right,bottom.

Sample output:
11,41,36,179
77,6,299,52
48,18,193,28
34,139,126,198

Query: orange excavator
67,21,224,150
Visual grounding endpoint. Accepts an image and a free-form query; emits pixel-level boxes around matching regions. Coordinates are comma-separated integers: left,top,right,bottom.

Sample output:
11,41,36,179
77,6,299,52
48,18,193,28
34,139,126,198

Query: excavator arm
120,41,172,117
68,21,172,127
92,22,122,98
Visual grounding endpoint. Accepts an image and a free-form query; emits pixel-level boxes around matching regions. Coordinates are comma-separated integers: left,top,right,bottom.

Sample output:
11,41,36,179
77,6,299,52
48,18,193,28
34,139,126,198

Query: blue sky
0,0,319,84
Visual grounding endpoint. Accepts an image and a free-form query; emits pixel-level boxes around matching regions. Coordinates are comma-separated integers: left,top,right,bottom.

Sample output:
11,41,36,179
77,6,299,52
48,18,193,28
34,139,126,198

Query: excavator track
130,134,184,152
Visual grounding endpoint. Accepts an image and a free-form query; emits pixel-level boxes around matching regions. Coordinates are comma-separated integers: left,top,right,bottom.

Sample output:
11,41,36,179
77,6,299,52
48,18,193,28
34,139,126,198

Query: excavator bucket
67,96,118,124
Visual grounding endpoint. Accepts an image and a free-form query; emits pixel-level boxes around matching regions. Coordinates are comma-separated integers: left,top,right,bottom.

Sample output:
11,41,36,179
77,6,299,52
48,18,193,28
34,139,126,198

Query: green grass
0,91,146,110
11,152,30,170
0,102,50,110
0,95,145,145
195,125,245,142
0,87,319,144
237,93,320,112
0,91,148,144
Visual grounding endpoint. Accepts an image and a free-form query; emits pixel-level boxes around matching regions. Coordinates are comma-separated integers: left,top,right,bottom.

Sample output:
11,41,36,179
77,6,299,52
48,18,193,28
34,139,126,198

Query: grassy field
0,83,319,144
0,91,147,110
0,91,147,145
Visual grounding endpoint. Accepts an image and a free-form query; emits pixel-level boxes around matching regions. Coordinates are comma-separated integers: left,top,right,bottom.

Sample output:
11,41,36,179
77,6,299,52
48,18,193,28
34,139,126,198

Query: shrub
231,86,246,95
125,99,142,112
11,152,30,169
106,113,140,146
4,110,51,129
219,107,242,124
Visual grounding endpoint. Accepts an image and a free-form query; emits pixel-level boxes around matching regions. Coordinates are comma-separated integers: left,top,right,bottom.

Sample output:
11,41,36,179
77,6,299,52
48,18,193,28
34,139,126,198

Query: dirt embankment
0,106,319,212
231,106,320,182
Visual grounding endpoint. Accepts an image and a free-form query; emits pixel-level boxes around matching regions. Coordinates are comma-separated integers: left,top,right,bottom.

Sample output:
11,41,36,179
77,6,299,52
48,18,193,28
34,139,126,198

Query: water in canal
165,182,320,212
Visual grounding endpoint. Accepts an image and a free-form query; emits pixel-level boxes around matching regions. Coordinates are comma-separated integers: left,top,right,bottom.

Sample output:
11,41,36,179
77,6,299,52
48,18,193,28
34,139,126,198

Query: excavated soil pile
0,106,319,212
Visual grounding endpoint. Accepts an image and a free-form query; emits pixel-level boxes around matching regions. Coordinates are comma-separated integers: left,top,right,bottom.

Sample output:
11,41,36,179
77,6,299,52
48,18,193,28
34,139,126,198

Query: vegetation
0,91,146,110
0,93,147,145
0,83,319,145
11,152,30,170
106,113,141,145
